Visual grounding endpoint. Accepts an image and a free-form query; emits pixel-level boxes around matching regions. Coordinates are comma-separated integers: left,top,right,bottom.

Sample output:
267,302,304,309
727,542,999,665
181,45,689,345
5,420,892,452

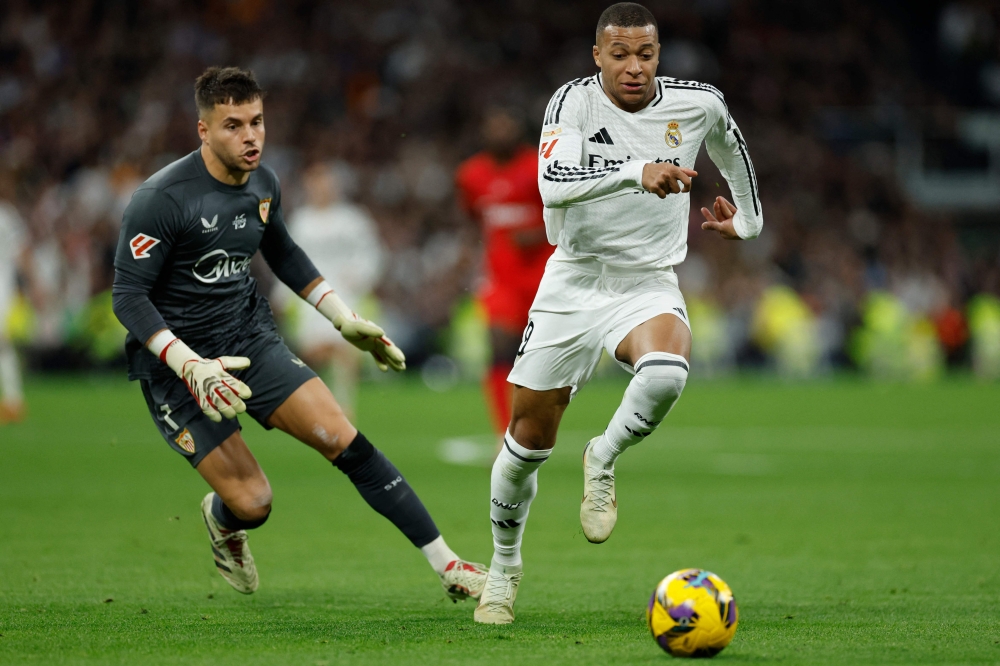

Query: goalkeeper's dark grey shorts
139,329,317,467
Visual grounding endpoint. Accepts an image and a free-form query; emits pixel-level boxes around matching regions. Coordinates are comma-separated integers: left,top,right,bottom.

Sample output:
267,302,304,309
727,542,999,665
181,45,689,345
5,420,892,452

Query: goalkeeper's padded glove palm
314,288,406,372
161,337,253,422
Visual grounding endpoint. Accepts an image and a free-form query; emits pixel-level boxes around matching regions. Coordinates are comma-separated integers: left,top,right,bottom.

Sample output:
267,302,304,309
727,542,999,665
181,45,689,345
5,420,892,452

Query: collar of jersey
595,72,663,115
193,149,253,193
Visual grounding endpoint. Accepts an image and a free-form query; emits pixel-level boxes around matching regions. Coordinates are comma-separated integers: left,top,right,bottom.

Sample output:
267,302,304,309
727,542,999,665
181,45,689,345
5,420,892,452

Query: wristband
306,280,354,328
305,280,334,307
147,330,179,363
147,331,201,376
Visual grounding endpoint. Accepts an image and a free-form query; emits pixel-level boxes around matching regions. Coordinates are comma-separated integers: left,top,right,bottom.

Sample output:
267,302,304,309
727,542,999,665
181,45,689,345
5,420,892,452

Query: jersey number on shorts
517,320,534,358
160,404,179,431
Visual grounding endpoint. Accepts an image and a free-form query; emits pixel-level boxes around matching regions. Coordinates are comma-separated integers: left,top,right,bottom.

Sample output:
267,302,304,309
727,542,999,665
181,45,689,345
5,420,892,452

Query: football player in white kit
277,163,384,420
0,174,27,423
474,2,763,624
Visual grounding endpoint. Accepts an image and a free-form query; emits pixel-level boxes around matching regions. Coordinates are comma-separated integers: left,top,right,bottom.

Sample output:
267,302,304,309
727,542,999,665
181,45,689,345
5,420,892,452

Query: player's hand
179,356,253,423
312,287,407,372
334,312,407,372
154,334,253,423
700,196,741,240
642,163,698,198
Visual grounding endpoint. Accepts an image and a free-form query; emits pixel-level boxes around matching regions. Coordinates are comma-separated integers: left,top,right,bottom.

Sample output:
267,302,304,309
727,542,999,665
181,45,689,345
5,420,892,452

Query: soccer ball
647,568,738,658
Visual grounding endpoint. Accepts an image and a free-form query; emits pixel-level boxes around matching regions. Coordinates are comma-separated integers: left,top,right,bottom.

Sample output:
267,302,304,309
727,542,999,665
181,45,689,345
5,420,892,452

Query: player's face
198,99,266,173
483,112,521,158
593,25,659,111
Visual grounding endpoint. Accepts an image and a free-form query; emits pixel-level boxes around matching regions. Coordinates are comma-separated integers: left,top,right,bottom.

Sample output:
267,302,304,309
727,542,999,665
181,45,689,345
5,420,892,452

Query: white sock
591,352,688,469
490,431,550,567
0,341,22,403
420,535,459,575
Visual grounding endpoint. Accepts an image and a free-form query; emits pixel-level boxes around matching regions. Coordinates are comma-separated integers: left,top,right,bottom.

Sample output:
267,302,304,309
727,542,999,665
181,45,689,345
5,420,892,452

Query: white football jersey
537,73,763,269
287,202,384,304
0,201,25,281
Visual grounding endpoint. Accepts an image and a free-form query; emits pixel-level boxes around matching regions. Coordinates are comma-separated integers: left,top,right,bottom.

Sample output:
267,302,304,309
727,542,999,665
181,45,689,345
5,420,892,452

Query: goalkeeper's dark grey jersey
112,149,320,380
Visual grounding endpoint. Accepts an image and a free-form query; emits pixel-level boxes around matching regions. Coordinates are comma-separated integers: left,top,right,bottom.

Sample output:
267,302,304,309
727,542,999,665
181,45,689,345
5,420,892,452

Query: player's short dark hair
194,66,265,117
596,2,658,42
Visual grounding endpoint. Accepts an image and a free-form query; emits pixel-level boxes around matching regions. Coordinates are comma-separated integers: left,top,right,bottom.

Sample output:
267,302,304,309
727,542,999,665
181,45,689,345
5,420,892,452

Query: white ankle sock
591,352,688,468
420,535,459,575
0,342,22,403
490,431,550,567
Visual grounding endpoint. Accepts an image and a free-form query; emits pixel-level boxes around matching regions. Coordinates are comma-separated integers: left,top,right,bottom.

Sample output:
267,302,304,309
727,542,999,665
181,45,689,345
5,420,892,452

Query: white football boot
439,559,489,602
580,437,617,543
473,559,523,624
200,493,259,594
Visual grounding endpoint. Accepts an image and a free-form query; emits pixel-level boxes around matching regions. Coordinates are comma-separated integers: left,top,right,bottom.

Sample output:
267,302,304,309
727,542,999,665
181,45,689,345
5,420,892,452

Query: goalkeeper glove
306,281,406,372
148,331,253,423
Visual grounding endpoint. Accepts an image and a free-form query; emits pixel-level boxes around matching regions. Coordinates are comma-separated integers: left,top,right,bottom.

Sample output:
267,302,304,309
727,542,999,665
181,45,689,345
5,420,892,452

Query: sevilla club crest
259,198,272,224
174,428,196,454
665,121,683,148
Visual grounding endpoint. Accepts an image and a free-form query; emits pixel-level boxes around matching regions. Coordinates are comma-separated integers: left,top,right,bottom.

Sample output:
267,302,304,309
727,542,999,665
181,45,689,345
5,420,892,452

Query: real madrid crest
665,121,683,148
259,198,272,224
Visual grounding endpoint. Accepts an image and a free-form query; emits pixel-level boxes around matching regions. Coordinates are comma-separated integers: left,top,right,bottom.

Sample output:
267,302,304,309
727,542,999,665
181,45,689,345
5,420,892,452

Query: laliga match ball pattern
647,569,738,658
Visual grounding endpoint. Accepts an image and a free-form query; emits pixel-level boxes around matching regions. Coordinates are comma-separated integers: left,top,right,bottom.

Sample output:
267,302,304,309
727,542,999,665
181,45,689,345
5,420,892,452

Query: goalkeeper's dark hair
596,3,658,42
194,66,265,117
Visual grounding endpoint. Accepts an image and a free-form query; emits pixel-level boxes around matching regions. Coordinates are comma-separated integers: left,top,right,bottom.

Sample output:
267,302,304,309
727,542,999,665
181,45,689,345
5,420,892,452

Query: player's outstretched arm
303,278,406,373
148,330,252,422
703,96,763,239
257,184,404,372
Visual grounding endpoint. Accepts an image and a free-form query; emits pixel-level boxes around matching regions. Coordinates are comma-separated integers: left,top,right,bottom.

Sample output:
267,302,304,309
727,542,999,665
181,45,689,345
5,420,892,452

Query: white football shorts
507,249,690,395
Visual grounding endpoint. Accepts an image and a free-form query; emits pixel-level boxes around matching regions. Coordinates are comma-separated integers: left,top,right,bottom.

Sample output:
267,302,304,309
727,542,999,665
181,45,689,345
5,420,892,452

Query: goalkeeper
111,66,486,601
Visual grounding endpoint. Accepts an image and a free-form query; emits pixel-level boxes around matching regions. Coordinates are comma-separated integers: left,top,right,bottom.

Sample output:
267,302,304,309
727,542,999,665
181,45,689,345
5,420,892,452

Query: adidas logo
491,518,521,529
588,127,614,145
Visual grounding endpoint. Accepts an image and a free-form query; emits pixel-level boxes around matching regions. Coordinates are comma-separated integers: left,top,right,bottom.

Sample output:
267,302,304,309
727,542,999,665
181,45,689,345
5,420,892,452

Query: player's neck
489,147,517,164
599,73,655,113
200,144,251,186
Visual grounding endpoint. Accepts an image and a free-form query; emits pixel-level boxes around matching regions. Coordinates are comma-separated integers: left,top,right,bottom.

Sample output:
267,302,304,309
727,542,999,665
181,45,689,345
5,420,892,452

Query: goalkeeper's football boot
473,559,522,625
439,559,489,602
200,493,259,594
580,437,617,543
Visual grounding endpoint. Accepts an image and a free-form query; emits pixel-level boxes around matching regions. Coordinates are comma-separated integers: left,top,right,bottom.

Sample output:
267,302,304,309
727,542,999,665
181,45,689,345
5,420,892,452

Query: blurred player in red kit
456,108,554,435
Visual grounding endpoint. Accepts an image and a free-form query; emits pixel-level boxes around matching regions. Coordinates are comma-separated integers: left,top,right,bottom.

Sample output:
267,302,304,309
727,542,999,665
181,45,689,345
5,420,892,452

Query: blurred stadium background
3,3,1000,663
2,0,1000,389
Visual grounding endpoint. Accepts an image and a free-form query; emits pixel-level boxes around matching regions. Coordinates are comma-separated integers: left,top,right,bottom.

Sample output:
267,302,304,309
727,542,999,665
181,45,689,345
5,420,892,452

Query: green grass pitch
1,374,998,664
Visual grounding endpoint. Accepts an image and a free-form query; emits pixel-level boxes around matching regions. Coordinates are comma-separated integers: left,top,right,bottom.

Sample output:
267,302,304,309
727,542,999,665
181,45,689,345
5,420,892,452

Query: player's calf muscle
197,437,272,521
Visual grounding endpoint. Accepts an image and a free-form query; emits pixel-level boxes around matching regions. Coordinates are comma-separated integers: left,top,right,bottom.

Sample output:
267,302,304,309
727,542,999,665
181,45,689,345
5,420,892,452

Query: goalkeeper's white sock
0,340,22,403
490,432,550,567
420,535,459,575
591,352,688,470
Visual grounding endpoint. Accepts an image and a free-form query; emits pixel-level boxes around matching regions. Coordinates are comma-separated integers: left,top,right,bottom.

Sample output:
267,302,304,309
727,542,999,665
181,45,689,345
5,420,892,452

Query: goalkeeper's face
198,98,266,173
593,24,659,112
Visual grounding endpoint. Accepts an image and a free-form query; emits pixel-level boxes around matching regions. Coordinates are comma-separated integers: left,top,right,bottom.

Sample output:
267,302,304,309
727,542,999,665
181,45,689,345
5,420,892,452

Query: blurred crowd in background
1,0,1000,383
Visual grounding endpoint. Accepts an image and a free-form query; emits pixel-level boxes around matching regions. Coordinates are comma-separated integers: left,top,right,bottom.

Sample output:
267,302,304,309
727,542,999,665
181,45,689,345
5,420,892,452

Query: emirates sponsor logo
192,249,252,284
